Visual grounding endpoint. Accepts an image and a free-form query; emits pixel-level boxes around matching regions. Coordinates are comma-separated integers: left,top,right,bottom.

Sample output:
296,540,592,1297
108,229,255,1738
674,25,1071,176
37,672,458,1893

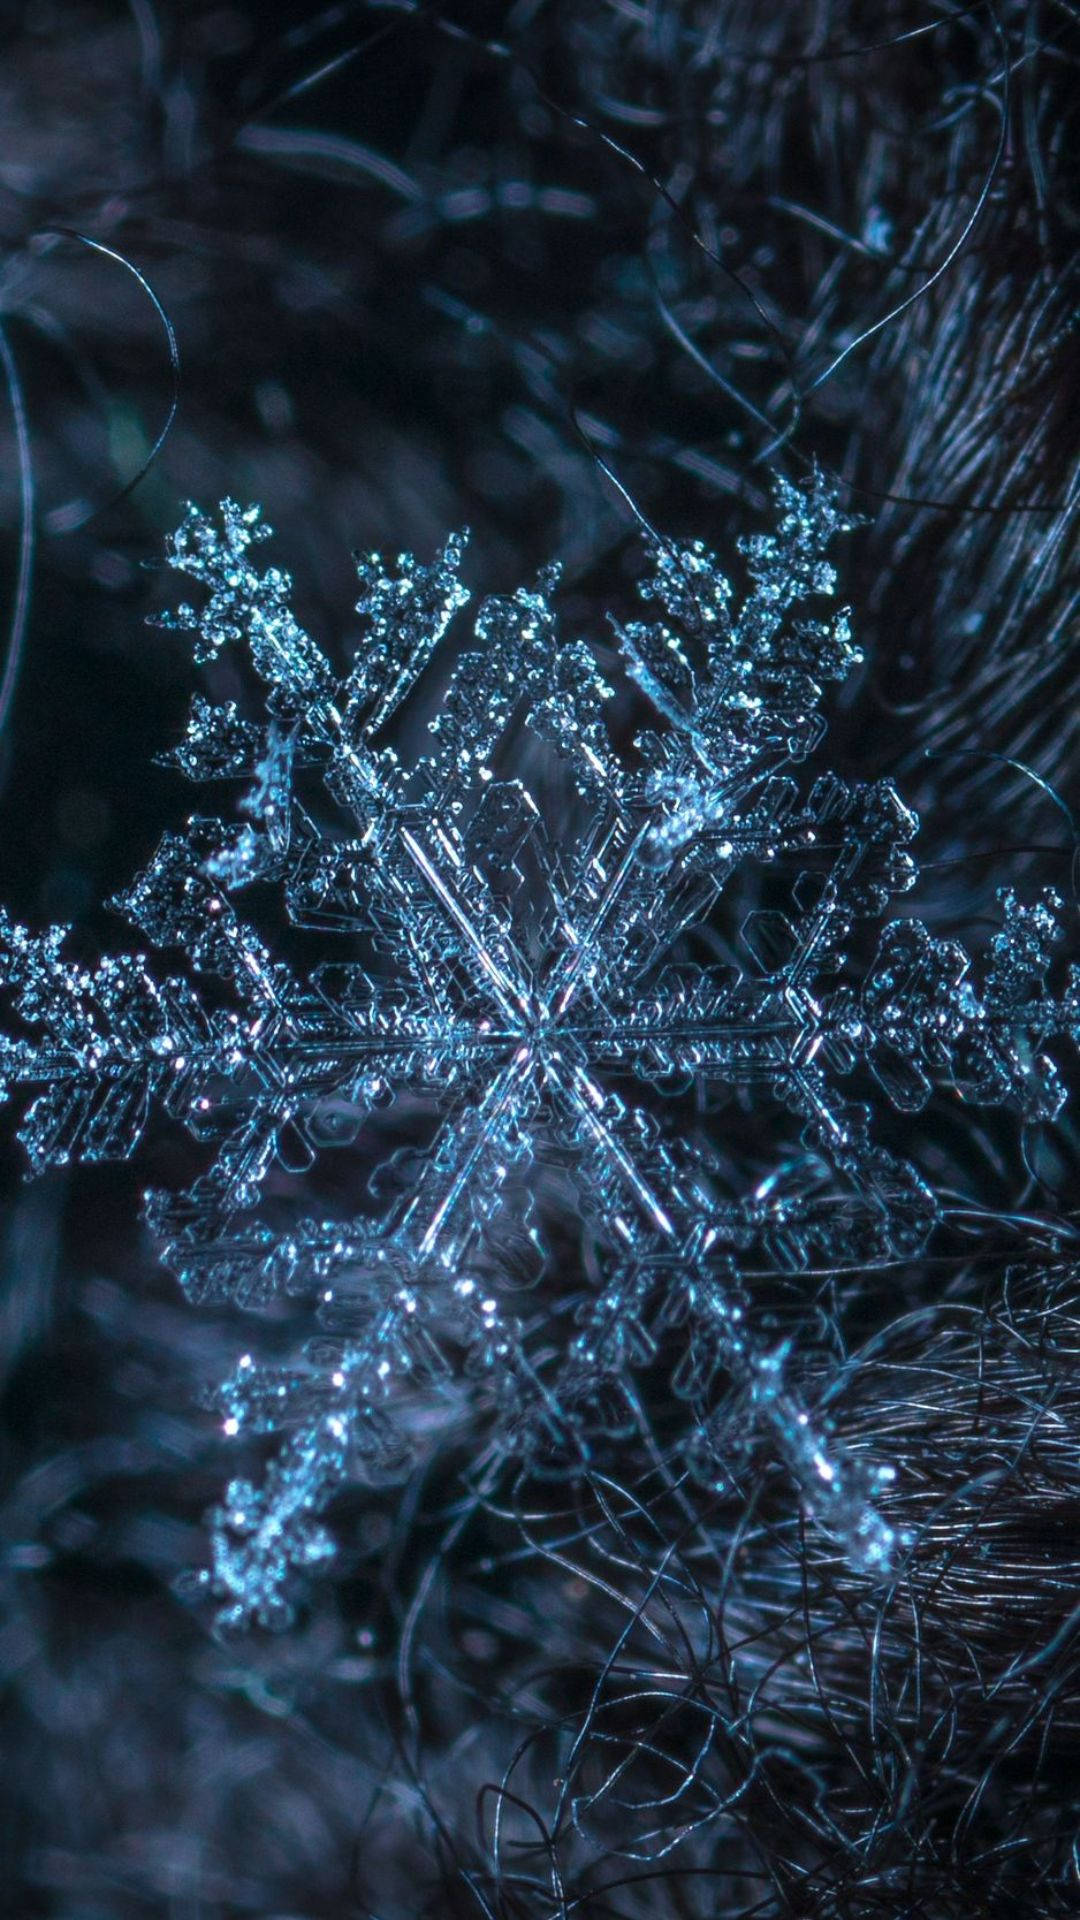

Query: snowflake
1,474,1074,1628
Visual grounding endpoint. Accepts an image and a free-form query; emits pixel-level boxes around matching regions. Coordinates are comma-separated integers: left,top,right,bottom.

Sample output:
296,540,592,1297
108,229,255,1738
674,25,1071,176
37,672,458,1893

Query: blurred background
0,3,1077,1914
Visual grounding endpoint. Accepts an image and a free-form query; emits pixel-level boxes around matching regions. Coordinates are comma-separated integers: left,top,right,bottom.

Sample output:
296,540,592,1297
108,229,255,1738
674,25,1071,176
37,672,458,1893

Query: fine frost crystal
1,476,1074,1627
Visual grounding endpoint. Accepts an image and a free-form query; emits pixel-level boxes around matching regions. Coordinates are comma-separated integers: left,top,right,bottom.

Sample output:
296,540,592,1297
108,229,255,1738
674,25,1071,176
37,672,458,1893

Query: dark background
0,4,1077,1914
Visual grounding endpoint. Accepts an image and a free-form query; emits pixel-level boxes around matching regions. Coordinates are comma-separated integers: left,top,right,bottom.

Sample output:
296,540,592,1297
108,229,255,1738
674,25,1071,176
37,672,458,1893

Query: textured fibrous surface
0,4,1078,1914
1,477,1075,1632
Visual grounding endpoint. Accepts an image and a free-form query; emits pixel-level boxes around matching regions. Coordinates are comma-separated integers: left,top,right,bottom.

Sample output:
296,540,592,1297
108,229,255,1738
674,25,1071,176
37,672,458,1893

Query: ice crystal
1,475,1075,1628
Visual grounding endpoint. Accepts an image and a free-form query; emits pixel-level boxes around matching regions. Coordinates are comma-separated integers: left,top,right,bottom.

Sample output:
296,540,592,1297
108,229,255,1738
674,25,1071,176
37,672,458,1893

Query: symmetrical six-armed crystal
1,474,1073,1626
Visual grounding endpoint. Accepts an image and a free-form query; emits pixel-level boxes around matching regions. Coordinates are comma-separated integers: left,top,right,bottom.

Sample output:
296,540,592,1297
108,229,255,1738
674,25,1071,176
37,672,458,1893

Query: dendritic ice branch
1,475,1075,1628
